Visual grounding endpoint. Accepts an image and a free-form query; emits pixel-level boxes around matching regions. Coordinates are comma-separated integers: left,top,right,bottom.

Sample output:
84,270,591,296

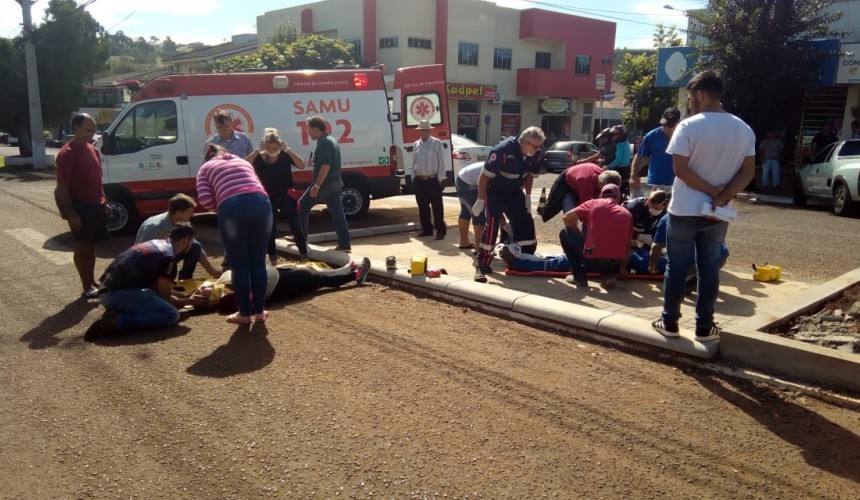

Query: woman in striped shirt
196,144,272,324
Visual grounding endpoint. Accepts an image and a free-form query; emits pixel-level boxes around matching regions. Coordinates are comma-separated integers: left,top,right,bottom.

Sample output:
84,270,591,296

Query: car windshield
452,134,485,149
837,140,860,158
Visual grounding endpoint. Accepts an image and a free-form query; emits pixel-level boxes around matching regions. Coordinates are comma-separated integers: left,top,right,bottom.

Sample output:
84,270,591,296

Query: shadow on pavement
20,299,100,349
84,323,192,346
694,373,860,483
186,323,274,378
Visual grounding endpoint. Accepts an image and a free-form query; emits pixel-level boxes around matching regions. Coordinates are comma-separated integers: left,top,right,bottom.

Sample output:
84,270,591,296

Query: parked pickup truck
794,139,860,216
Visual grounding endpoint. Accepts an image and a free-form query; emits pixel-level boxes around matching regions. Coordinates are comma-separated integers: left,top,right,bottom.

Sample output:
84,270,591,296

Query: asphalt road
2,165,860,497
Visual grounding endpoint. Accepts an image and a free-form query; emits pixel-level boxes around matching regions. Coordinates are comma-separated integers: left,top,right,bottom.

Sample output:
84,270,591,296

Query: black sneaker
695,323,721,342
499,245,516,267
355,257,371,285
652,319,680,338
474,266,488,283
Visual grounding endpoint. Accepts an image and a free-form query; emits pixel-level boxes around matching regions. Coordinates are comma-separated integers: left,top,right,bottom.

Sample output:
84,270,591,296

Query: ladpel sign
446,83,498,100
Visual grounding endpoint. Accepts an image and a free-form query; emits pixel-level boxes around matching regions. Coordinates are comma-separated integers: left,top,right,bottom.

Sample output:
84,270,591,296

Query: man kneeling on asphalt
87,224,208,339
559,184,633,289
135,193,221,279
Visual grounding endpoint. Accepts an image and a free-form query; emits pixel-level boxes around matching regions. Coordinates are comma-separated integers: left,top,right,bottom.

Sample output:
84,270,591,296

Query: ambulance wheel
106,194,139,235
341,185,370,220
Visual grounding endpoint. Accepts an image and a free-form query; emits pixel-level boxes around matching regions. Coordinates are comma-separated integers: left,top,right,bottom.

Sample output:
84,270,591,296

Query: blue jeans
299,188,350,248
762,159,780,188
99,288,179,331
269,195,308,258
218,192,272,316
661,215,728,329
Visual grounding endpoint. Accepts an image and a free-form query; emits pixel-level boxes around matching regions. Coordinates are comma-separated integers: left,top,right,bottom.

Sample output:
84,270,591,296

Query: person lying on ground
500,241,665,277
85,223,209,340
196,258,372,313
135,193,221,279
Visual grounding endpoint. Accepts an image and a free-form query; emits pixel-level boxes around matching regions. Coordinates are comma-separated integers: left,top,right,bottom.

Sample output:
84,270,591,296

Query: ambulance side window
113,101,178,155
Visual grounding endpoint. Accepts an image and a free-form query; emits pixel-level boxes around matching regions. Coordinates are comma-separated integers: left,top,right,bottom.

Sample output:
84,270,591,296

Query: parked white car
794,139,860,216
451,134,492,176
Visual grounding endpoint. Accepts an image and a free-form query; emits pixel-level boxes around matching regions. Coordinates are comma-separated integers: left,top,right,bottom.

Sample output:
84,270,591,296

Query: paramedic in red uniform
55,113,110,300
471,126,545,283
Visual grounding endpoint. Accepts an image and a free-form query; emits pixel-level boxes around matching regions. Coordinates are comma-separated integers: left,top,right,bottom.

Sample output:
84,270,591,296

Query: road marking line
4,228,73,265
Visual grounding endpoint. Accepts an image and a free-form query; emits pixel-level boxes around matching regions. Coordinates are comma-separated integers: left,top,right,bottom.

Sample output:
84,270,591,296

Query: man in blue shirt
630,107,681,197
471,126,546,282
204,109,254,158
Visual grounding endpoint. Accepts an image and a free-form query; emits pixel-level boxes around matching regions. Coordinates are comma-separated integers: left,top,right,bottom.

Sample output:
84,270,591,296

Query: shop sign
539,97,571,114
457,113,480,129
447,83,498,100
501,114,521,137
836,43,860,84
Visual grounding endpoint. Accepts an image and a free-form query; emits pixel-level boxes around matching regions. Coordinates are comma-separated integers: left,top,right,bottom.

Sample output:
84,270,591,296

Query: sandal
226,312,251,324
254,311,269,323
457,244,474,249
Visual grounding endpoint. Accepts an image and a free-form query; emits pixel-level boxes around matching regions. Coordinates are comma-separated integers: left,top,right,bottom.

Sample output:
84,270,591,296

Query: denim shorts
455,176,486,225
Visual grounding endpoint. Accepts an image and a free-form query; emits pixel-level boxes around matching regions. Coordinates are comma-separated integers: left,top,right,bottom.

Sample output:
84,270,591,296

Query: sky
0,0,707,49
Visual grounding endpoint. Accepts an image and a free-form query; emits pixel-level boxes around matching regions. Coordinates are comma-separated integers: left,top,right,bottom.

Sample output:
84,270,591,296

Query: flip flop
254,311,269,323
457,244,474,249
226,312,251,324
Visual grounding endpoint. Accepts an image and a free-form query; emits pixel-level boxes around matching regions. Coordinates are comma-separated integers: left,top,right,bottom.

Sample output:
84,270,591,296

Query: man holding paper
652,71,755,343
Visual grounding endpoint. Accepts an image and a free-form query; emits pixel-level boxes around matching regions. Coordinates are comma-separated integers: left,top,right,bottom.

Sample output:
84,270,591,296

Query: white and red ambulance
98,64,452,233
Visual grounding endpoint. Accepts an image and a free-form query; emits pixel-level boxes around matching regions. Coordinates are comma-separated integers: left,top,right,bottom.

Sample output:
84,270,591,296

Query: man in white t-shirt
652,71,756,343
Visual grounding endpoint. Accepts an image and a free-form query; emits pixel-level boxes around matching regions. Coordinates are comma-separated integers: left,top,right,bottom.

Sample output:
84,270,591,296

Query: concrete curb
276,228,719,360
721,268,860,393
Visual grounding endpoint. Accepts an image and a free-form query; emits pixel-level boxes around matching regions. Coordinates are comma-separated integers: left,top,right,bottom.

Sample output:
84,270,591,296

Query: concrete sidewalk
278,195,819,359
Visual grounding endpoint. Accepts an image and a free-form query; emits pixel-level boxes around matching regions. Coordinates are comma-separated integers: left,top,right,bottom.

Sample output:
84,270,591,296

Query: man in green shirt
299,115,351,251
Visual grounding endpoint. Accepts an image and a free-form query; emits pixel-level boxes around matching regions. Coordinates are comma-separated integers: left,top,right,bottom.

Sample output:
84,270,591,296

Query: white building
257,0,616,145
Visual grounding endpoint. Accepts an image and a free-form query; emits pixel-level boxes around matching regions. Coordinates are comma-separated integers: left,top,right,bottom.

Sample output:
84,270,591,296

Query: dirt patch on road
768,284,860,354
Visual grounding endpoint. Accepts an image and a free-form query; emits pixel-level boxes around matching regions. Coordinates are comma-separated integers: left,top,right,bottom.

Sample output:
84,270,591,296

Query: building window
407,37,432,50
575,55,591,75
494,47,512,70
535,51,551,69
501,101,521,114
581,102,594,137
379,36,399,49
458,41,479,66
344,38,362,60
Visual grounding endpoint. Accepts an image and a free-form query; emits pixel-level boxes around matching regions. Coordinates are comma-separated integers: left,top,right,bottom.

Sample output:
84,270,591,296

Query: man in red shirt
55,113,109,299
559,183,633,289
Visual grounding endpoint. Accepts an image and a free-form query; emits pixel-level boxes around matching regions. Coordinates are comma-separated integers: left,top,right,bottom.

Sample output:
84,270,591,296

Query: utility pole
17,0,47,170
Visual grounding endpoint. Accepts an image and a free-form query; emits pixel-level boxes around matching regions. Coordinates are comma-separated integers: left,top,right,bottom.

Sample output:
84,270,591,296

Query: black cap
660,107,682,126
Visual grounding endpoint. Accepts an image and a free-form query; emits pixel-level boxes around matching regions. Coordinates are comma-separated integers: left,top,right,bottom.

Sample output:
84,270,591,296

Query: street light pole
17,0,47,170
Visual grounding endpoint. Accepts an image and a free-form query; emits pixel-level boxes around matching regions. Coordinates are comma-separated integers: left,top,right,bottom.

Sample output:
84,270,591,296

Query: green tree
34,0,109,129
0,39,28,139
688,0,840,134
615,24,682,133
207,35,356,73
162,36,177,58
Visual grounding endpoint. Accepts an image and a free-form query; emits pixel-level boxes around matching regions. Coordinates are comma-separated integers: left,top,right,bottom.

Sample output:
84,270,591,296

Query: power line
105,9,136,33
